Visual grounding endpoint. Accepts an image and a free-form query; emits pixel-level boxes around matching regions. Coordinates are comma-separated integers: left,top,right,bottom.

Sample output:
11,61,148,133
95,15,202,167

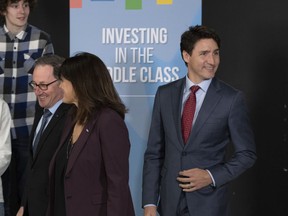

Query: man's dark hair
34,55,65,79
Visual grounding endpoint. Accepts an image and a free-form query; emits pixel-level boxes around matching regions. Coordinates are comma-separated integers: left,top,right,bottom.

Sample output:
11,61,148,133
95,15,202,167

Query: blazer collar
170,78,186,148
32,103,71,162
185,77,223,148
65,109,102,175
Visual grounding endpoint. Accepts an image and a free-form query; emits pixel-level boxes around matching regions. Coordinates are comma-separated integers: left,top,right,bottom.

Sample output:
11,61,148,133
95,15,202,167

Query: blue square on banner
91,0,114,1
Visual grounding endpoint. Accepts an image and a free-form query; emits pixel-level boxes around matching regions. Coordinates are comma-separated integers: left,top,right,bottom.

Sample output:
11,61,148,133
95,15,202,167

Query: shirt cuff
206,169,216,187
144,204,157,207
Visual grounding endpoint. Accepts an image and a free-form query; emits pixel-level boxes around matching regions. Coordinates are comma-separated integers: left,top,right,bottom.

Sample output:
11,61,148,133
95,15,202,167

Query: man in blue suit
142,25,257,216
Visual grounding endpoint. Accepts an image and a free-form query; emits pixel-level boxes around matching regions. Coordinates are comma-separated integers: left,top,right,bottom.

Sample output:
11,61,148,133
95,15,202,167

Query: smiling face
32,65,63,109
3,0,30,33
183,38,220,84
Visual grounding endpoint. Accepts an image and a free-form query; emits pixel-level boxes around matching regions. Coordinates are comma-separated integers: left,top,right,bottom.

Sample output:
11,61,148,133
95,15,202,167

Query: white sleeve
0,100,12,176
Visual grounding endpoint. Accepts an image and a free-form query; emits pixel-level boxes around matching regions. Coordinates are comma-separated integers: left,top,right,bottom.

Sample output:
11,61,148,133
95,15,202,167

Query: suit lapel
171,78,186,148
186,78,222,147
65,110,101,175
32,103,70,161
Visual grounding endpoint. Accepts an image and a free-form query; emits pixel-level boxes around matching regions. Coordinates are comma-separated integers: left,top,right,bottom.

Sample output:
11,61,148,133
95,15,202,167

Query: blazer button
182,151,187,156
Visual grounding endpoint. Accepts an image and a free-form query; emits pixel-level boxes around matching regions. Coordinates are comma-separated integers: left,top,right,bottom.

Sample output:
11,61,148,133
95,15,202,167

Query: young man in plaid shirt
0,0,54,215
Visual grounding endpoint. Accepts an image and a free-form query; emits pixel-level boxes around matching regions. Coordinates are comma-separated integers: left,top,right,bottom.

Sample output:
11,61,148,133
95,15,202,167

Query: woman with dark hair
46,52,135,216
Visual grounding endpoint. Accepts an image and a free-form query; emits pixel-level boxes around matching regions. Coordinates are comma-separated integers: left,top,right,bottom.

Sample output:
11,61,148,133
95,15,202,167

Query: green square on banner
126,0,142,10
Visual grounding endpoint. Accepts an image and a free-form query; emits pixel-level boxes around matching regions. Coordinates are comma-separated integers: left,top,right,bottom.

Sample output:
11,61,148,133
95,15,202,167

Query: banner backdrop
70,0,201,214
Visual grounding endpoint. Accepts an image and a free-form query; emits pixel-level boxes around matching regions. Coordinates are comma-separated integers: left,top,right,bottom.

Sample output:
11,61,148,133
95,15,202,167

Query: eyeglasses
29,80,58,91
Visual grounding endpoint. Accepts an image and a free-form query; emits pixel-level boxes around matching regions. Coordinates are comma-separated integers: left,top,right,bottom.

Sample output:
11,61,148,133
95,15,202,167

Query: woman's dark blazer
46,107,135,216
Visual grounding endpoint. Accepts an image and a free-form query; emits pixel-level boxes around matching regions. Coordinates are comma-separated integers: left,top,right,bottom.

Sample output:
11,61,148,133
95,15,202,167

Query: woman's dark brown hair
59,52,127,124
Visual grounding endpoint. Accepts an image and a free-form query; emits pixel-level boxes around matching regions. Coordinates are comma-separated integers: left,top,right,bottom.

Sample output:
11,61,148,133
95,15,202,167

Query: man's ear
182,51,190,63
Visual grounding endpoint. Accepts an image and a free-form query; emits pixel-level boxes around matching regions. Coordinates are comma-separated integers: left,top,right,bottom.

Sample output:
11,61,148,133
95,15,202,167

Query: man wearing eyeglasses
16,55,72,216
0,0,54,215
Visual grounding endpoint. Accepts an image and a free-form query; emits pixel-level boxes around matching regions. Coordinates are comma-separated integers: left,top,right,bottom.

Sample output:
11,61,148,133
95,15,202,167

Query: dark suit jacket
142,77,257,216
21,102,72,216
46,107,135,216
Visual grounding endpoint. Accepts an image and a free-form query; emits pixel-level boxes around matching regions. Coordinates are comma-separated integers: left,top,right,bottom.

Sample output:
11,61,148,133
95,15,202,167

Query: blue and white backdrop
70,0,201,214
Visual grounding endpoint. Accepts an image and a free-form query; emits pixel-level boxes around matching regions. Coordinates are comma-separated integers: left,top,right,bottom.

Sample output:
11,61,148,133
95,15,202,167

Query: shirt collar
4,24,27,40
46,100,63,115
184,75,212,93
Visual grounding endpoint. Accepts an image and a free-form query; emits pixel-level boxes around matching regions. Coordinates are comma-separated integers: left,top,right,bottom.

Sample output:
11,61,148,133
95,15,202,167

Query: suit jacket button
182,151,187,156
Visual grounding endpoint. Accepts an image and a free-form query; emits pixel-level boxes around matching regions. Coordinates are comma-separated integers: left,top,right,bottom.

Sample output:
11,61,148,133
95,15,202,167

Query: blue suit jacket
142,77,257,216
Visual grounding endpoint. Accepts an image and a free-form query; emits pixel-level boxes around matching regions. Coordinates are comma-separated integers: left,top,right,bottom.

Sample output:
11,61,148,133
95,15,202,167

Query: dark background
29,0,69,58
29,0,288,215
202,1,288,215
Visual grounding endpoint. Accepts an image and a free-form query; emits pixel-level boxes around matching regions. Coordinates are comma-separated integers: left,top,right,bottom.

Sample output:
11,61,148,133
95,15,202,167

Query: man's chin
203,74,215,80
38,101,47,108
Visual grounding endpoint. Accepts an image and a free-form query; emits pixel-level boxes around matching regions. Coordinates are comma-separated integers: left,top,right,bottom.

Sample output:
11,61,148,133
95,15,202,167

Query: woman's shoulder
98,107,122,120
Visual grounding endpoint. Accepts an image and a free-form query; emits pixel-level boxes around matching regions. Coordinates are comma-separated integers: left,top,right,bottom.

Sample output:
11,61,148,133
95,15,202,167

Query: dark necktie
181,85,200,144
33,109,52,156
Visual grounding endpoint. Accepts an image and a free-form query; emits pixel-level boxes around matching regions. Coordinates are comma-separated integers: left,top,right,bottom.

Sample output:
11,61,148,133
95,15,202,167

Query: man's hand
16,206,24,216
144,205,157,216
177,168,212,192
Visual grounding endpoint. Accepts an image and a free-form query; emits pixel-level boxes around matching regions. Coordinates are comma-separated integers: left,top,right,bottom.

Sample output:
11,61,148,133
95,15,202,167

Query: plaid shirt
0,24,54,139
